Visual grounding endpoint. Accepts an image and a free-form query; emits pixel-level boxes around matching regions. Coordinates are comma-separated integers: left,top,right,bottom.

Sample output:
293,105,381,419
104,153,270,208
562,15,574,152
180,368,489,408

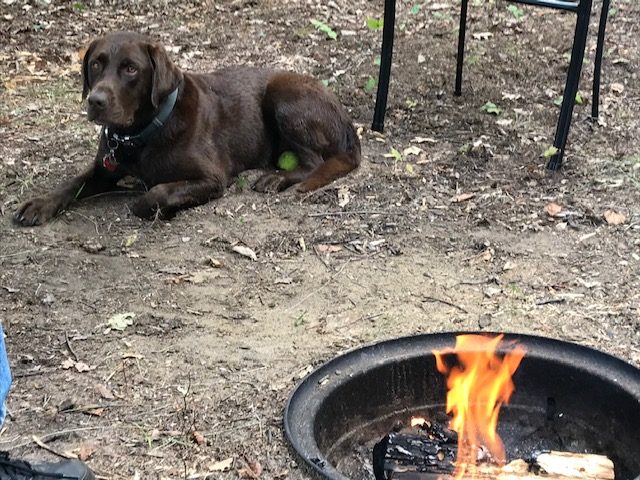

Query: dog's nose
87,91,108,110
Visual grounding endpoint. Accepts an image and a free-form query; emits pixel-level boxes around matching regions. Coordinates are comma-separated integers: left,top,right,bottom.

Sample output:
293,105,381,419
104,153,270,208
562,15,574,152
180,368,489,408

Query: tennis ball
277,151,299,171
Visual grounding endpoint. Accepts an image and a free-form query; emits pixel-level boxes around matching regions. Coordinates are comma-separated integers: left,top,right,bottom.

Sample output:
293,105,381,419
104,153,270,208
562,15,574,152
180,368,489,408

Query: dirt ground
0,0,638,479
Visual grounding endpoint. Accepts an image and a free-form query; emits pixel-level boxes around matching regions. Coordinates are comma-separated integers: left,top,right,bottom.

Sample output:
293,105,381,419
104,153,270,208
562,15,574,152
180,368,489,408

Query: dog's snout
87,90,108,110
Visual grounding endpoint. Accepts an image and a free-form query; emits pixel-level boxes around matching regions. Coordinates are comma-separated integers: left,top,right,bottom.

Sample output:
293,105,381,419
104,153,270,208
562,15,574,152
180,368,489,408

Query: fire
433,334,526,479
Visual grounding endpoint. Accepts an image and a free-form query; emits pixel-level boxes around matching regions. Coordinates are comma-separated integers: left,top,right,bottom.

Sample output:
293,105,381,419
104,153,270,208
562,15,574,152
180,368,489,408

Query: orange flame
433,334,526,479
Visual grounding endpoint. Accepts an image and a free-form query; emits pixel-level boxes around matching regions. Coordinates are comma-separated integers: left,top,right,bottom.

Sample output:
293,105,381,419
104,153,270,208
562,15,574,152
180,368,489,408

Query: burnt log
373,421,459,480
374,438,615,480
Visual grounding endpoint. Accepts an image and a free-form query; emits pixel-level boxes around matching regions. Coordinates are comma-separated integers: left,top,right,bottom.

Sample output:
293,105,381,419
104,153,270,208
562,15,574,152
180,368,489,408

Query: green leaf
608,7,618,17
72,2,86,12
466,54,480,66
389,147,402,162
410,4,422,15
405,99,418,109
235,175,247,191
366,18,384,30
294,312,306,327
364,76,377,92
506,4,524,19
123,232,138,248
554,94,584,106
480,101,501,115
108,312,135,332
543,146,559,158
374,56,381,66
311,19,337,40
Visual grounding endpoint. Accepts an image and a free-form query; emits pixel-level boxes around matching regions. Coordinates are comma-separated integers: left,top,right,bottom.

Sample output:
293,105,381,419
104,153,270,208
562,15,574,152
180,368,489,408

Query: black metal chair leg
592,0,611,119
546,0,592,171
455,0,469,96
372,0,396,132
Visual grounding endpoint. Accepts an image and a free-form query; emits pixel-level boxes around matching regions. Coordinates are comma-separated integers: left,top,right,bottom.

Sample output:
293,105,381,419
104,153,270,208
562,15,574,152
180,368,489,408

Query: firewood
375,429,615,480
475,452,614,480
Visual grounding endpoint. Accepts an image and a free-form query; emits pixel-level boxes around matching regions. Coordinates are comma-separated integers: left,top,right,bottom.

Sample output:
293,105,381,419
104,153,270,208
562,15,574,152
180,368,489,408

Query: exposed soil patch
1,1,638,479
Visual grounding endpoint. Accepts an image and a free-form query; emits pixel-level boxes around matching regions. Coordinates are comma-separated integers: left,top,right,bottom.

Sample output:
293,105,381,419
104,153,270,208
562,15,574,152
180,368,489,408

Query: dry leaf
208,257,222,268
451,193,475,203
603,209,625,225
411,136,437,144
472,32,492,40
610,83,624,94
85,407,105,416
77,445,95,461
317,244,342,253
238,461,263,479
95,384,115,400
232,245,258,261
402,146,423,156
544,202,562,217
61,358,75,370
337,186,350,208
191,430,206,445
210,458,234,472
74,362,92,373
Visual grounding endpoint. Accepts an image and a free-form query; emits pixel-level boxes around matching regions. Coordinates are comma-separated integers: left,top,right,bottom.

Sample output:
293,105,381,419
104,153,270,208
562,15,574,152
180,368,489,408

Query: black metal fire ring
284,332,640,480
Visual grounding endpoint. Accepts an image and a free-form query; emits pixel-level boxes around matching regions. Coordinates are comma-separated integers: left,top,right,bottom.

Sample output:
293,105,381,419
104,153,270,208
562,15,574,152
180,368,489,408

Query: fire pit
284,333,640,480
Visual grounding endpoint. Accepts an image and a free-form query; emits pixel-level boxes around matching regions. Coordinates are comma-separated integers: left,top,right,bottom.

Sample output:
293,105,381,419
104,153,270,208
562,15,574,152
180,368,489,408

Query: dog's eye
90,61,100,70
125,64,138,75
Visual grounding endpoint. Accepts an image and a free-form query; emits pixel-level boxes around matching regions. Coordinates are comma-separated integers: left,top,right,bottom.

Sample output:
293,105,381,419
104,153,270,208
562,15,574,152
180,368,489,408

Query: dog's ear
147,43,182,109
81,39,99,100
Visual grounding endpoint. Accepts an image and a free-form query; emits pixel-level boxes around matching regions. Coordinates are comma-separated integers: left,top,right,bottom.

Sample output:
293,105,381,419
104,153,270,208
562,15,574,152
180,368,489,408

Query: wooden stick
32,435,77,459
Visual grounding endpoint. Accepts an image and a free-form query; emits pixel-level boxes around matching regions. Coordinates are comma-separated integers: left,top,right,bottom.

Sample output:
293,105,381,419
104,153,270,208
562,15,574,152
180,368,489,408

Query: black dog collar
104,87,179,149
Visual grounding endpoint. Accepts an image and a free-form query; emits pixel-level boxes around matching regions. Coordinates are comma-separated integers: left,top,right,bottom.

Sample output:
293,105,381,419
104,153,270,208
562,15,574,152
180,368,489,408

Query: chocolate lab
14,32,361,225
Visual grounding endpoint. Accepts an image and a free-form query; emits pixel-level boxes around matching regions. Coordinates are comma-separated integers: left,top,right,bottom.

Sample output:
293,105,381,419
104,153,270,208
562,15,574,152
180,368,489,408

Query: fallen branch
32,435,77,459
308,210,404,217
422,296,468,314
65,331,79,362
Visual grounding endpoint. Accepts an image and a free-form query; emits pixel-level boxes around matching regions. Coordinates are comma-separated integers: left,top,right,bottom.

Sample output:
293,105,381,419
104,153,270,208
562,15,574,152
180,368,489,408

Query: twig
336,312,385,331
68,211,100,235
312,245,332,270
12,368,57,379
65,331,79,362
0,249,39,260
422,296,468,313
308,210,404,217
2,426,109,450
286,259,351,313
32,435,77,459
536,297,567,306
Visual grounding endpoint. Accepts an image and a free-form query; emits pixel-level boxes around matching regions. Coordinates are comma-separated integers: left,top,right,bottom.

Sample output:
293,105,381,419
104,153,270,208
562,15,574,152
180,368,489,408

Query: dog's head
82,32,183,129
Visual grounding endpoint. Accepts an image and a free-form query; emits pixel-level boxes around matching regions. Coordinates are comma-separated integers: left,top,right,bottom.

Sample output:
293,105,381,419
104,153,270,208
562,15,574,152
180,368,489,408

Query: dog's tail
297,124,361,193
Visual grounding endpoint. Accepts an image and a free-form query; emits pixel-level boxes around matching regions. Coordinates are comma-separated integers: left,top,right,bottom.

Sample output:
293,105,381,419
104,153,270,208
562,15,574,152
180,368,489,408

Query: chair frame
372,0,612,170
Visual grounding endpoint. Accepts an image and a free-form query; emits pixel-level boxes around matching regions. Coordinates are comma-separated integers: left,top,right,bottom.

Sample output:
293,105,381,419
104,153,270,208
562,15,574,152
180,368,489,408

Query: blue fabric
0,322,11,426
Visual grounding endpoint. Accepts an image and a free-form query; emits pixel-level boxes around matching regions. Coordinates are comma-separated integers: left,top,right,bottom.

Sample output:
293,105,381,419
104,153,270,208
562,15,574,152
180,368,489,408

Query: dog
14,31,361,226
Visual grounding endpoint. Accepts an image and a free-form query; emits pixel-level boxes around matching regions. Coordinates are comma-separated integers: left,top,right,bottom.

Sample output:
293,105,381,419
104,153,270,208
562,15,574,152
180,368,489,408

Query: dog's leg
253,145,323,193
14,164,122,226
295,153,359,192
131,179,225,219
260,73,361,193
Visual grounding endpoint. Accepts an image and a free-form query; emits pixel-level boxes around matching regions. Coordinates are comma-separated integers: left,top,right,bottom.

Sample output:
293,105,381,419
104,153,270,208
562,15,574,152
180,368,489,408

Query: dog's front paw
14,196,62,226
131,196,159,219
131,186,173,219
253,173,288,193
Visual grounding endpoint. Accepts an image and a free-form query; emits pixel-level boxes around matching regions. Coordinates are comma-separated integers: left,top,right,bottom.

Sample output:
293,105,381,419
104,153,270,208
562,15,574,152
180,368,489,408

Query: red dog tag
102,152,118,172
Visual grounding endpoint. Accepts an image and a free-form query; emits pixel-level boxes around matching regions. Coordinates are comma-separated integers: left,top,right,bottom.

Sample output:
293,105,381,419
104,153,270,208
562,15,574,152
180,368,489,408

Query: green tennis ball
277,151,299,171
